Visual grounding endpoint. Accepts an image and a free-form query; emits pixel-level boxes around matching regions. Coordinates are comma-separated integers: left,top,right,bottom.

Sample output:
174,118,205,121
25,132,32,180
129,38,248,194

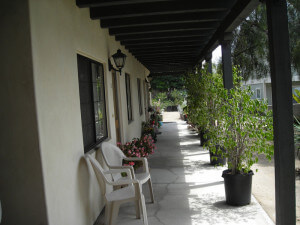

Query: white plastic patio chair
100,142,154,203
86,154,148,225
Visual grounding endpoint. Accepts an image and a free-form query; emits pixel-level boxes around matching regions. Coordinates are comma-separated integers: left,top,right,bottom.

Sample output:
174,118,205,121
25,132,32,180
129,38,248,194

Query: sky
212,45,222,64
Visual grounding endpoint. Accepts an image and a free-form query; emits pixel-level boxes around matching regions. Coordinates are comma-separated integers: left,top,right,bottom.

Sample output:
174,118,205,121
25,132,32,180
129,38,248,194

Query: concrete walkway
116,120,274,225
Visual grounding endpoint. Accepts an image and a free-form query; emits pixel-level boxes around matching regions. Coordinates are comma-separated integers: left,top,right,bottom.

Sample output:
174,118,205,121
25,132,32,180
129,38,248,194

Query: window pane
94,101,107,141
77,55,90,82
83,124,95,149
98,64,104,79
78,55,108,153
79,83,93,104
91,63,98,83
98,80,104,102
82,103,94,125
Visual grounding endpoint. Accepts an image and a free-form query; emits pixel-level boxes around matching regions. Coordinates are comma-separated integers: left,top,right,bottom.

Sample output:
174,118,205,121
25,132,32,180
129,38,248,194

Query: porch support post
221,33,233,90
266,0,295,224
205,53,212,74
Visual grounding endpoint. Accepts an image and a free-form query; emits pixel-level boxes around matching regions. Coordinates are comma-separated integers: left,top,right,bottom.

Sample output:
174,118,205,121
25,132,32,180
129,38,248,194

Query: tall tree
232,4,269,81
150,75,185,91
231,1,299,81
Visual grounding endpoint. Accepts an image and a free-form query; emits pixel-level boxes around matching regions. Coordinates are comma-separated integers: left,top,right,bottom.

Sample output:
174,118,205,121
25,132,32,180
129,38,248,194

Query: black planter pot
210,145,226,166
199,130,209,146
222,169,254,206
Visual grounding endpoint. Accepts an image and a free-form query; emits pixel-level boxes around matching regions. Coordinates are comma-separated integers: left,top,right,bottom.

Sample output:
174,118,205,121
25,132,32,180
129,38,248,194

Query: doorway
112,70,122,143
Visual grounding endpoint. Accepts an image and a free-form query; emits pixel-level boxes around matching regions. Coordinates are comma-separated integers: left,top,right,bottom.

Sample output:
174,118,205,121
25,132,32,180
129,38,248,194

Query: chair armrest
109,165,136,179
124,157,149,173
104,168,132,179
110,179,139,186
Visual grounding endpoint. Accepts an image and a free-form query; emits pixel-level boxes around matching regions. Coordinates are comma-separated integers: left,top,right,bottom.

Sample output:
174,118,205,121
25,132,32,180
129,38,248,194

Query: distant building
243,69,300,105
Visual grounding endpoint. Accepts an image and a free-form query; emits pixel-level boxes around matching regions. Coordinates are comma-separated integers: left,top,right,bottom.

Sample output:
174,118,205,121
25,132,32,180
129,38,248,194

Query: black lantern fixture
147,74,153,82
109,49,127,75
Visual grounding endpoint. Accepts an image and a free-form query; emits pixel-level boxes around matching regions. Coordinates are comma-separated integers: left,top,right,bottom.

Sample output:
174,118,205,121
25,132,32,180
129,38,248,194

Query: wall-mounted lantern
147,74,153,82
108,49,127,75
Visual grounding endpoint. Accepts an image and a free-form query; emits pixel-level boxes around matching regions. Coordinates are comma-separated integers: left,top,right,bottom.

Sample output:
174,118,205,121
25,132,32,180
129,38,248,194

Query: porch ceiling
76,0,259,76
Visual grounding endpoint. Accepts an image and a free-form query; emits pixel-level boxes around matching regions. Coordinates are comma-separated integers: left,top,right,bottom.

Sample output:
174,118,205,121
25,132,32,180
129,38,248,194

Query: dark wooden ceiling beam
76,0,257,75
90,1,235,19
122,37,207,46
133,49,198,57
109,21,219,35
130,45,202,53
124,40,206,49
141,57,195,61
100,12,227,28
116,30,213,41
147,64,190,68
149,67,189,71
76,0,173,8
141,59,195,64
138,55,197,61
127,45,203,51
142,62,195,67
198,0,258,62
145,62,193,66
150,71,186,76
144,65,194,70
139,53,196,58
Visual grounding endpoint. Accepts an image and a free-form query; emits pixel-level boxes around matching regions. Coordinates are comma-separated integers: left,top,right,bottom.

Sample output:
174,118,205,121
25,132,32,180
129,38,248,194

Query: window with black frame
77,54,108,153
125,73,133,122
137,78,143,115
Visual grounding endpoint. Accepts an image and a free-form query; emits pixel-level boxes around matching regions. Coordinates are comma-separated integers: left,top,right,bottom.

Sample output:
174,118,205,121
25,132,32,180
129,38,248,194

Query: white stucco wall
28,0,149,224
0,1,49,224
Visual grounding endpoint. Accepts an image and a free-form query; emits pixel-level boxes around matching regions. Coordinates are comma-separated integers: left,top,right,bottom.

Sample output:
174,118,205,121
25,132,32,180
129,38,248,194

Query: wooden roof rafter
76,0,260,76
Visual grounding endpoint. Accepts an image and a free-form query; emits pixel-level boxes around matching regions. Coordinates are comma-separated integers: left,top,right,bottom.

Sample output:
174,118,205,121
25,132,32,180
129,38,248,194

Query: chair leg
140,195,148,225
109,202,120,225
135,200,141,219
148,178,155,203
105,202,112,225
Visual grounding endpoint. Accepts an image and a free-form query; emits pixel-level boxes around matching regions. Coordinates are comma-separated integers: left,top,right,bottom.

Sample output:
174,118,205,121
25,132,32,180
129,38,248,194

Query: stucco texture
28,0,149,224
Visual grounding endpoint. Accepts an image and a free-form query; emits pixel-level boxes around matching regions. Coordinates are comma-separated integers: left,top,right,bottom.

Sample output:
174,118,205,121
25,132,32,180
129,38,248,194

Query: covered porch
102,119,274,225
1,0,296,224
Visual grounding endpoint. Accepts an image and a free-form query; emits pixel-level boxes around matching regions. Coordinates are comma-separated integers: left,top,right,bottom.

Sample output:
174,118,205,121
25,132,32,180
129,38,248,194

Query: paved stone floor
115,120,274,225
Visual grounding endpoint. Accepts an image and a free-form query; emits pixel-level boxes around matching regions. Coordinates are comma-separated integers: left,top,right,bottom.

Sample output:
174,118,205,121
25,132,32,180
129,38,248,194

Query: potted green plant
210,70,274,206
185,68,206,144
198,68,228,165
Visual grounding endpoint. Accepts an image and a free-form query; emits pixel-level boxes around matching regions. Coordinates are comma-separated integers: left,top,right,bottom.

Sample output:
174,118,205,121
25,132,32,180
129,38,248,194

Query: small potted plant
142,121,157,142
210,70,274,206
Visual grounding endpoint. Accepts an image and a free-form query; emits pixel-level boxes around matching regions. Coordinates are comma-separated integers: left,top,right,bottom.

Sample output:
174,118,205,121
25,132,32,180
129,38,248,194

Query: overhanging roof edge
196,0,260,65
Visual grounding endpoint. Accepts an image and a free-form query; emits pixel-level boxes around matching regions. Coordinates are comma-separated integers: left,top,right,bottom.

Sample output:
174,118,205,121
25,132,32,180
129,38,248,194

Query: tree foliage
150,74,186,110
170,89,186,106
150,75,185,91
231,1,299,81
207,69,274,174
185,66,226,132
186,66,274,175
152,89,186,110
293,89,300,103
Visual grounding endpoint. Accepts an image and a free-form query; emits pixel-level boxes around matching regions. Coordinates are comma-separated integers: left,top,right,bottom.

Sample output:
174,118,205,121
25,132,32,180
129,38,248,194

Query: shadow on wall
77,153,106,224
